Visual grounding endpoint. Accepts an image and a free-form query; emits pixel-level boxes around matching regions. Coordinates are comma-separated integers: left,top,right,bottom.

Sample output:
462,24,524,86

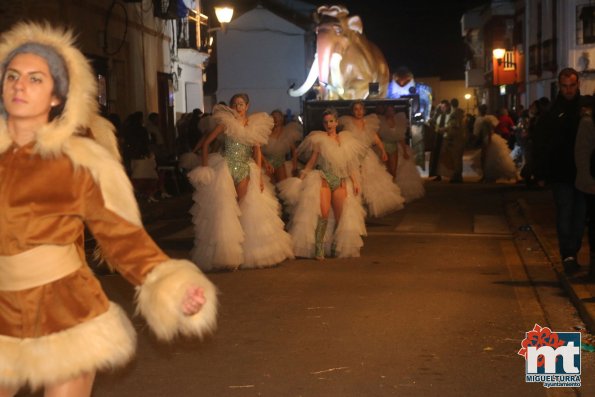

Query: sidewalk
515,187,595,334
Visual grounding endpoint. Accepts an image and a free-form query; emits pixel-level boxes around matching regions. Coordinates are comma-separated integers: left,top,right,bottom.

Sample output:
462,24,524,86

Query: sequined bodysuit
224,136,252,184
318,166,342,191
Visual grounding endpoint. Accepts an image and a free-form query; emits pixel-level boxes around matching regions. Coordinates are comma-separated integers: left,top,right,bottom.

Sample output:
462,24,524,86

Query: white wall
175,48,209,113
216,6,306,114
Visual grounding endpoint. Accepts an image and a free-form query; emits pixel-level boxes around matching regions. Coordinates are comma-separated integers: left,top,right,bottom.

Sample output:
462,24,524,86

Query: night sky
303,0,489,80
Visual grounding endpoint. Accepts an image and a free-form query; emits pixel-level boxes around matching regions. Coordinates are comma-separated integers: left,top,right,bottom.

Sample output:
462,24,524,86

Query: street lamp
214,4,234,32
492,48,506,65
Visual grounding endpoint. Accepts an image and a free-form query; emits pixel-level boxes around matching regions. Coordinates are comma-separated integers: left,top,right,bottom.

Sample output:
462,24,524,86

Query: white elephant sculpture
289,5,390,100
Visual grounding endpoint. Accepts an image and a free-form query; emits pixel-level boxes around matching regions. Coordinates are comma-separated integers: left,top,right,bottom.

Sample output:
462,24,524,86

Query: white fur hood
0,22,120,160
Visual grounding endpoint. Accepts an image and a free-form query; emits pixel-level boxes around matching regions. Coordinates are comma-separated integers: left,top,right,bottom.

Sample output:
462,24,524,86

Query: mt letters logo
518,324,581,388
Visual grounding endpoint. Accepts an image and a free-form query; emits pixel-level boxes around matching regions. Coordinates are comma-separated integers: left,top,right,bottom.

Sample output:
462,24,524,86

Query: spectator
495,107,515,150
574,95,595,280
533,68,584,275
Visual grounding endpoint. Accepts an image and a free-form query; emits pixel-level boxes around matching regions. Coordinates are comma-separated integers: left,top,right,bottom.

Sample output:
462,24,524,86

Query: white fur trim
89,115,121,161
188,166,215,186
136,259,218,341
0,303,136,390
64,136,141,226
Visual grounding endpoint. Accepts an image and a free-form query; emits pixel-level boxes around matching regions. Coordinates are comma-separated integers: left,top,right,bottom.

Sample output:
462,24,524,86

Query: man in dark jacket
534,68,583,274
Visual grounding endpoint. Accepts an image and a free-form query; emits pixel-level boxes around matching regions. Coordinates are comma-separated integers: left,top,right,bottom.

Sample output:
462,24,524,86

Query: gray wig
0,42,69,118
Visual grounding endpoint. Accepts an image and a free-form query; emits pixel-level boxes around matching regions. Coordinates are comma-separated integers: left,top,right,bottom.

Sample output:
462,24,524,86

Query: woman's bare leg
45,372,95,397
330,182,348,222
319,179,331,218
315,180,332,260
235,177,250,202
388,151,398,179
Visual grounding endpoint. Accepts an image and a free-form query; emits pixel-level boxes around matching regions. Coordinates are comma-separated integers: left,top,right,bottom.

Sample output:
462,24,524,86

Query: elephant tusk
329,52,343,93
288,54,319,97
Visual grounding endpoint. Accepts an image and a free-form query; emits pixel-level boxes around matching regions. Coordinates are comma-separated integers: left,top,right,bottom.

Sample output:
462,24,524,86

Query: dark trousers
585,194,595,255
551,182,586,260
429,133,443,177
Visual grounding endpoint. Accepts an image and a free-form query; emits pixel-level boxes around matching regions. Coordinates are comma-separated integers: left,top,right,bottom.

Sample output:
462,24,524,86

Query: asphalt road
20,182,594,397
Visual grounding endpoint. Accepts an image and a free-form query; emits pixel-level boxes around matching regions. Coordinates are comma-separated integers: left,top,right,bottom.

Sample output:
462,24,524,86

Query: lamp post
214,4,234,32
464,93,471,113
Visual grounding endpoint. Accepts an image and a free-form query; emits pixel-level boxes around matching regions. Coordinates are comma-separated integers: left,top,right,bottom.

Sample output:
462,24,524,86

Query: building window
578,5,595,44
503,51,515,71
529,44,540,76
542,39,557,72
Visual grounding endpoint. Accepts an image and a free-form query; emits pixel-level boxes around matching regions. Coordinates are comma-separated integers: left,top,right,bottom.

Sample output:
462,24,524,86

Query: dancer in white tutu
340,100,405,217
378,106,425,202
188,93,293,271
262,109,302,183
473,106,518,182
278,108,367,260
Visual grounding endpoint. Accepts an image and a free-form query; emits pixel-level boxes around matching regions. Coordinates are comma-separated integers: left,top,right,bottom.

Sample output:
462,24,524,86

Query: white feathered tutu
396,144,425,202
475,134,518,181
340,114,405,217
187,107,294,271
278,130,367,258
471,115,518,182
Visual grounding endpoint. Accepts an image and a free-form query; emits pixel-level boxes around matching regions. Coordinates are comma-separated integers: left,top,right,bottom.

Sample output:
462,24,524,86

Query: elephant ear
347,16,363,34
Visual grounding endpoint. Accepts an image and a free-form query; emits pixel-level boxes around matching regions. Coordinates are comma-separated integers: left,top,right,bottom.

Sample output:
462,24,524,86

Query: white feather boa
262,121,303,158
339,114,380,147
297,131,366,178
212,105,273,146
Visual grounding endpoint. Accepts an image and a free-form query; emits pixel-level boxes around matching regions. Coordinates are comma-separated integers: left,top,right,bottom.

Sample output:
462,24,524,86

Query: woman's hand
181,285,206,316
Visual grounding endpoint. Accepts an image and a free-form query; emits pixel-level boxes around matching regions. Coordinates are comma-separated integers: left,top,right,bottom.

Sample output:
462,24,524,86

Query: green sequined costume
318,167,342,191
224,136,252,184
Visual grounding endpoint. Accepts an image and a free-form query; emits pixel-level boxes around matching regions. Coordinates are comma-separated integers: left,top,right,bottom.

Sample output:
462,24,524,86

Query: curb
516,198,595,334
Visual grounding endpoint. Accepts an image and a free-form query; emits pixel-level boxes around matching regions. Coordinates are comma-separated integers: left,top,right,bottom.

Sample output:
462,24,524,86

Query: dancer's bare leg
320,179,331,218
0,386,17,397
331,182,348,222
389,151,398,179
236,177,250,202
275,166,288,182
45,372,95,397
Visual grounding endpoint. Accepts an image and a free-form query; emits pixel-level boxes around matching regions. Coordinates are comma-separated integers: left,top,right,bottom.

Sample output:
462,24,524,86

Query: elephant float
289,5,390,100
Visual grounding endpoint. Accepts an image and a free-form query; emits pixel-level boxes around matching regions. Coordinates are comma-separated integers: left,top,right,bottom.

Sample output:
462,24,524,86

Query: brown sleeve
80,170,169,286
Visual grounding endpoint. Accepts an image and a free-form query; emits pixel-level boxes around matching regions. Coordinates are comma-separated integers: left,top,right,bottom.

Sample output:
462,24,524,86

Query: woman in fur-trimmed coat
0,23,217,397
